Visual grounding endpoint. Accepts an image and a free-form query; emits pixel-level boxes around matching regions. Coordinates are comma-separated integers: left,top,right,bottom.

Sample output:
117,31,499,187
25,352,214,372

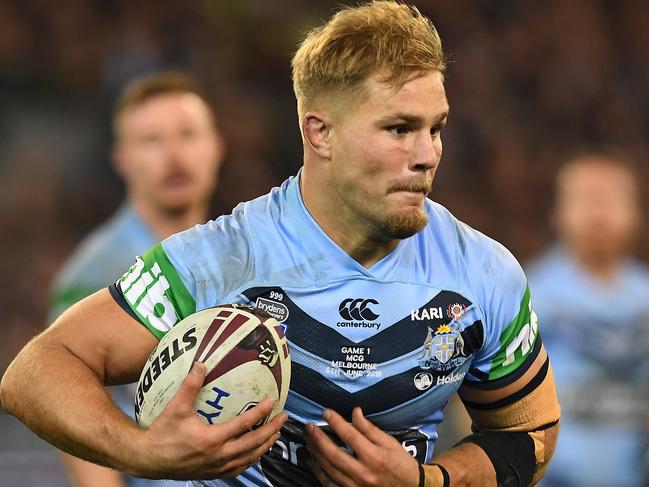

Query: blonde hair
291,1,445,118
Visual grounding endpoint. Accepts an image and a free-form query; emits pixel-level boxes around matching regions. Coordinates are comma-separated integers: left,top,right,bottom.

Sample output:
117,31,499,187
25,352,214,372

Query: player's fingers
321,409,373,455
309,459,331,486
308,444,356,487
305,422,366,481
351,407,388,446
224,412,287,456
219,430,281,476
166,361,205,415
309,458,344,487
218,398,277,437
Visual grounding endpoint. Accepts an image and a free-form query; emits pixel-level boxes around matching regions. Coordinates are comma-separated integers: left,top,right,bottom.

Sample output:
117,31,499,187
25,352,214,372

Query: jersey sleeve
111,242,197,339
466,244,541,386
110,209,256,339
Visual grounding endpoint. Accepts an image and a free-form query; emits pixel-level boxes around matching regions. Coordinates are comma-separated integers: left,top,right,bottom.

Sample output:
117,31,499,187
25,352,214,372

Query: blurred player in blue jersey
48,72,224,487
2,2,560,486
527,154,649,487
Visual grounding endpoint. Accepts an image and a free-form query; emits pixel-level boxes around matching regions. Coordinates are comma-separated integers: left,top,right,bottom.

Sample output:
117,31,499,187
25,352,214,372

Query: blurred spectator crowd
1,0,648,375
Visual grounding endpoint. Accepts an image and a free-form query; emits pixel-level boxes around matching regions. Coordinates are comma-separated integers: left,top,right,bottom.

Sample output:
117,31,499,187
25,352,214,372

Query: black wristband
461,431,535,486
431,463,450,487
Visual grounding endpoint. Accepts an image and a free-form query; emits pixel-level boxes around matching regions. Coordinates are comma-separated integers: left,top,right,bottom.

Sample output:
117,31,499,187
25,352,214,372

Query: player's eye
141,134,161,146
431,123,446,137
180,128,197,140
388,125,411,136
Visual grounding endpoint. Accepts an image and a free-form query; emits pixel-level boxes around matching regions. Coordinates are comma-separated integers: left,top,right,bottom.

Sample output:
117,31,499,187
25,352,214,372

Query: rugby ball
134,305,291,428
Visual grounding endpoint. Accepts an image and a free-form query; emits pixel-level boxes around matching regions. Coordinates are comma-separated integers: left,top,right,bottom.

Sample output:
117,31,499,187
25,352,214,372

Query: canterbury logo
338,298,380,321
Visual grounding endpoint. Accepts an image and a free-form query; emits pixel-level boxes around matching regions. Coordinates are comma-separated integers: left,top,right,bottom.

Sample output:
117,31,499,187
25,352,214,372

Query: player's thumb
173,361,205,412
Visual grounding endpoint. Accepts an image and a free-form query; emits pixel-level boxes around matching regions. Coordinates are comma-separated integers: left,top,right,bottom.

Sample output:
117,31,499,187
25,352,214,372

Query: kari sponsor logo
411,306,444,321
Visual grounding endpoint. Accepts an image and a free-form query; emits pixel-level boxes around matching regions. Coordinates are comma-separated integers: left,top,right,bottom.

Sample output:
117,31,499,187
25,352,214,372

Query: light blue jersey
528,246,649,487
50,204,186,487
113,174,541,486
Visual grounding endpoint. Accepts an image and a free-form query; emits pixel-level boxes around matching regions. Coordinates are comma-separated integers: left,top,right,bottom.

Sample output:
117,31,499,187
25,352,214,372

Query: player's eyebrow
377,110,449,125
433,110,449,123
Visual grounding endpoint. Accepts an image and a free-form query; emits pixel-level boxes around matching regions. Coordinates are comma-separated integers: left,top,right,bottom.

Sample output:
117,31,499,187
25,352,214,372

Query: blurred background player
48,71,224,487
527,153,649,487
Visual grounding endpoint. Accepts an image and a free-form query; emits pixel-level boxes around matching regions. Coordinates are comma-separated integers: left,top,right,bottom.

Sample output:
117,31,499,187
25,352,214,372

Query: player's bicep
459,343,559,431
44,288,158,385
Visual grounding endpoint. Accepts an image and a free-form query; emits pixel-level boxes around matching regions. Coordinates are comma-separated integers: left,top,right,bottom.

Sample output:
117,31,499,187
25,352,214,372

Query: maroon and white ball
135,305,291,428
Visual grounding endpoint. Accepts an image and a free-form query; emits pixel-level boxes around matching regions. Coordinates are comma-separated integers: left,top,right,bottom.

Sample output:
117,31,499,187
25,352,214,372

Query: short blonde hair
291,1,445,118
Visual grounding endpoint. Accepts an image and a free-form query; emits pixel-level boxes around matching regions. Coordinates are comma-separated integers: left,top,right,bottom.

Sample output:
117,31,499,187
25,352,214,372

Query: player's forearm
424,420,559,487
424,441,496,486
0,337,145,473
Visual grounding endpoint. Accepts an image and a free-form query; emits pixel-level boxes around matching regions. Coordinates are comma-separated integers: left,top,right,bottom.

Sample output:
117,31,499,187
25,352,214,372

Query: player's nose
161,135,189,166
410,130,441,172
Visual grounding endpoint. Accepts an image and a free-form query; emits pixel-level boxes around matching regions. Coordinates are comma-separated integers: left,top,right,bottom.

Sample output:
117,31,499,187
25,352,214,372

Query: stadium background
0,0,647,485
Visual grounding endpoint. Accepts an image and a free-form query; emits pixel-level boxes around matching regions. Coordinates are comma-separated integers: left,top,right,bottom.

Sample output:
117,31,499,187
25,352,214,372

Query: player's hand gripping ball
135,305,290,427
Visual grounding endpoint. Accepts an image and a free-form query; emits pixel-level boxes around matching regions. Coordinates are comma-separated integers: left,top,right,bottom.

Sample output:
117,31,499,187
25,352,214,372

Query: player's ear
302,111,332,160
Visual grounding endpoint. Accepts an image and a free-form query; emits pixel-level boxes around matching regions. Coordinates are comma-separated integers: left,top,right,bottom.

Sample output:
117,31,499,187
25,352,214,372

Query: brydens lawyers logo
255,297,289,323
338,298,379,321
337,299,381,330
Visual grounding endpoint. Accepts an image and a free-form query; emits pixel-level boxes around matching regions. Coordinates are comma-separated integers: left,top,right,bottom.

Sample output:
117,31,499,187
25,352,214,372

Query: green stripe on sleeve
143,243,196,319
488,286,538,380
118,243,196,338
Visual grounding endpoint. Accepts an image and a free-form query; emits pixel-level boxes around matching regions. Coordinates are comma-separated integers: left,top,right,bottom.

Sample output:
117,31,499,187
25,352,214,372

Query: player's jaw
377,207,428,239
376,176,433,238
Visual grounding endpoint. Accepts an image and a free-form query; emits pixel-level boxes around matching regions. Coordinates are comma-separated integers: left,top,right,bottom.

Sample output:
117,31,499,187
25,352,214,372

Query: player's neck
300,176,398,269
130,198,209,240
317,216,399,269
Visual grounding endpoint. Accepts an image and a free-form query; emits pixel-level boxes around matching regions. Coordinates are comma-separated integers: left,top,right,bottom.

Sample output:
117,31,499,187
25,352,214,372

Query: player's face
557,161,640,257
115,93,222,215
328,70,448,240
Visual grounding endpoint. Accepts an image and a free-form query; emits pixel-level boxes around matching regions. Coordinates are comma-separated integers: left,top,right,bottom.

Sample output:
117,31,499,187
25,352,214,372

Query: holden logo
413,372,433,391
338,299,380,321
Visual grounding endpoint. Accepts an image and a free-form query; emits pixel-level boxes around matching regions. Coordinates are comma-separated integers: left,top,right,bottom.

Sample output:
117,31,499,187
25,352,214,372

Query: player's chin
380,208,428,239
156,193,197,215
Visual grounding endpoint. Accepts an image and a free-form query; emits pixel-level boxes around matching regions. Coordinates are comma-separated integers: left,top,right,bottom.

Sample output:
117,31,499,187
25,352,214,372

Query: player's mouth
388,180,431,205
163,172,193,189
390,190,427,206
388,179,432,195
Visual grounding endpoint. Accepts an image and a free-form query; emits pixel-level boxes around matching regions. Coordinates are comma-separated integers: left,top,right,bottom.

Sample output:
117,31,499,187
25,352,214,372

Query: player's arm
420,246,561,486
1,289,155,468
0,288,285,479
48,285,129,487
304,344,558,487
427,343,560,486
